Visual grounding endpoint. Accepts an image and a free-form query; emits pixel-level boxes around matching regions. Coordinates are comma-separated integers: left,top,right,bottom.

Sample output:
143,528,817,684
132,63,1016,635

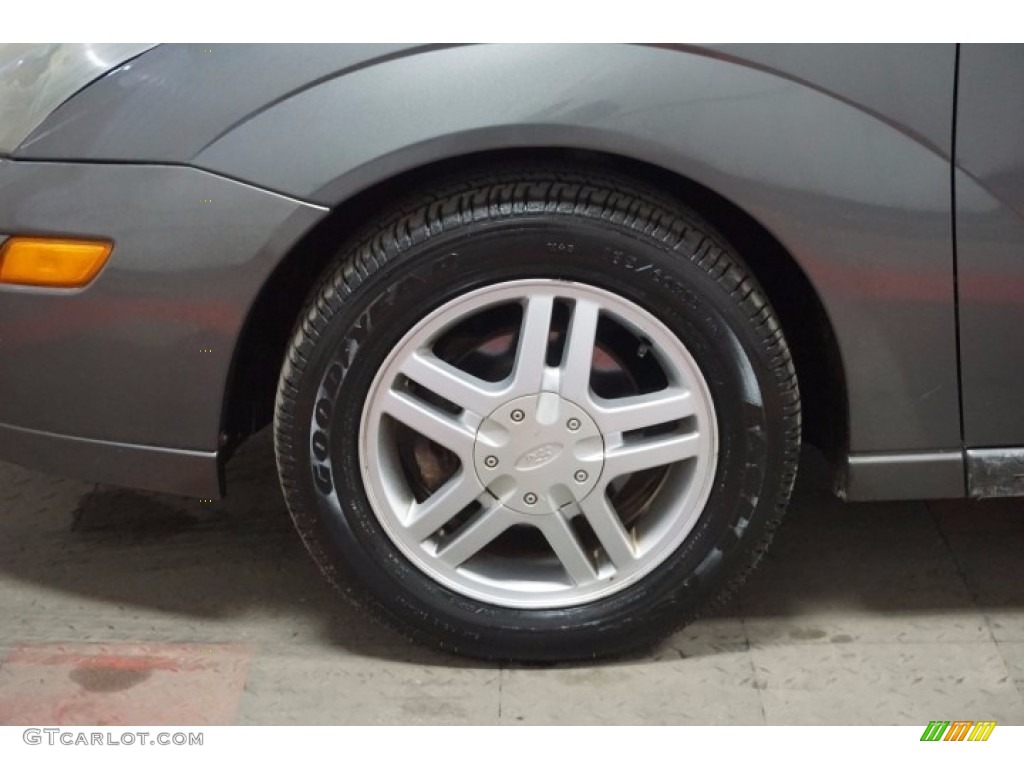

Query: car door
955,44,1024,495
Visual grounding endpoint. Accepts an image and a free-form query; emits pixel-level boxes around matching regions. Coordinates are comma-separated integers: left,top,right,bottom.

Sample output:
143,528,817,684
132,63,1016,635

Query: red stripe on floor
0,643,251,725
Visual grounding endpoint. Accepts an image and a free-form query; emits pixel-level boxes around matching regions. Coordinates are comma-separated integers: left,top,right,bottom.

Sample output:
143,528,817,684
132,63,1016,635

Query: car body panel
842,450,964,501
0,43,156,153
192,43,964,459
0,421,219,497
13,44,434,168
0,44,976,499
0,159,325,473
706,44,954,156
955,44,1024,449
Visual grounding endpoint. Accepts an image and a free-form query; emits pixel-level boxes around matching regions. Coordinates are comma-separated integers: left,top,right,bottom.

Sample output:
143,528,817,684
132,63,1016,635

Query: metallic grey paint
14,45,438,167
190,44,965,459
0,158,325,457
0,43,155,153
0,421,218,496
843,451,965,501
0,43,1018,501
955,44,1024,448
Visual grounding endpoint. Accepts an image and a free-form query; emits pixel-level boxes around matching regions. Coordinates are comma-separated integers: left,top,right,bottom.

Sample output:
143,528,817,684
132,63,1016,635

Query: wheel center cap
473,393,604,515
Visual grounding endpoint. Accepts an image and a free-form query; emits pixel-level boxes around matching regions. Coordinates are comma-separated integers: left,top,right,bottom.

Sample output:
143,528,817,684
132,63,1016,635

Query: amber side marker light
0,237,113,288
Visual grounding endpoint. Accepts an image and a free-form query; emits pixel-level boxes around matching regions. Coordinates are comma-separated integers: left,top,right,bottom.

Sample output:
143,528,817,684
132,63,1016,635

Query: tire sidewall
282,217,789,657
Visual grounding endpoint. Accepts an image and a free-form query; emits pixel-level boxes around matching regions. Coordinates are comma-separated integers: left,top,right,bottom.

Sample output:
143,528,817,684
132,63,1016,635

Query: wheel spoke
590,388,696,435
360,278,720,608
535,514,599,585
509,295,554,395
399,350,502,418
578,492,636,569
603,432,703,478
436,503,514,568
406,471,486,541
559,298,600,403
380,389,475,459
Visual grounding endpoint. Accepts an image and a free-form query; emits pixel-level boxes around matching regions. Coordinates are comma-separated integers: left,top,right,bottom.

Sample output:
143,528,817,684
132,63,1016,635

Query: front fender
21,43,961,458
197,44,960,457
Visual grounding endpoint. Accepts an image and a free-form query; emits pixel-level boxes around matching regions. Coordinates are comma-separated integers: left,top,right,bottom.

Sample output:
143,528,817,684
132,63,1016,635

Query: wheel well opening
221,148,848,480
640,161,850,468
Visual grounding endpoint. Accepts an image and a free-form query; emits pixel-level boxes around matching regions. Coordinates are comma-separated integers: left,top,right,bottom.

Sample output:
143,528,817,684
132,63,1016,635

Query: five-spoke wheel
361,280,718,608
274,166,800,660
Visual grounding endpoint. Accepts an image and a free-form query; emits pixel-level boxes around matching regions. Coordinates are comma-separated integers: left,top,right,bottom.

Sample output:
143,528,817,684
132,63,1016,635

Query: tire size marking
546,241,575,254
609,248,721,337
611,250,698,306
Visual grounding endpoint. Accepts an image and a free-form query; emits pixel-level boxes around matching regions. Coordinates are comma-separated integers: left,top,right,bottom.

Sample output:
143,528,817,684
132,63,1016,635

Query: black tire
274,165,800,661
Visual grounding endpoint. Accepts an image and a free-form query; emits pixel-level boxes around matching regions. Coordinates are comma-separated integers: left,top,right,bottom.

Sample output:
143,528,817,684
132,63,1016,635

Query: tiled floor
1,431,1022,725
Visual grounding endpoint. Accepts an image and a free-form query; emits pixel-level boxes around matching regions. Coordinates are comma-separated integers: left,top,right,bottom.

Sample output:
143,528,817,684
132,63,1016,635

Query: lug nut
566,417,581,431
574,470,588,483
523,492,538,506
511,409,525,422
484,455,498,468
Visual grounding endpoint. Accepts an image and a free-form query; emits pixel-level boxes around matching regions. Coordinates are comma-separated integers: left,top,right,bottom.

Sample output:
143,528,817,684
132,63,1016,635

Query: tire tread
274,162,801,660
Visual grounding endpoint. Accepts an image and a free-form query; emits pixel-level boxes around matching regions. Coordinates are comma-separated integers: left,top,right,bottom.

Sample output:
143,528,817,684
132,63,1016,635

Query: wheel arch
221,148,848,484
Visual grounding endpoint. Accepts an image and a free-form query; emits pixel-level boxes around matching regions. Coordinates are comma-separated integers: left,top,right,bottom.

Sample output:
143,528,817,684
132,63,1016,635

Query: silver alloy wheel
359,280,718,608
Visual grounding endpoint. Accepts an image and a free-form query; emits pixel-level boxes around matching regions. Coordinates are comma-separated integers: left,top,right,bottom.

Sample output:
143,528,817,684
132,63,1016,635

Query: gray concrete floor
1,431,1023,725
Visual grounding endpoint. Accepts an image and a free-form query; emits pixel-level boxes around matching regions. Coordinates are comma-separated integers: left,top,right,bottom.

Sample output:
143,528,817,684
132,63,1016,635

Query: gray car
1,43,1021,661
